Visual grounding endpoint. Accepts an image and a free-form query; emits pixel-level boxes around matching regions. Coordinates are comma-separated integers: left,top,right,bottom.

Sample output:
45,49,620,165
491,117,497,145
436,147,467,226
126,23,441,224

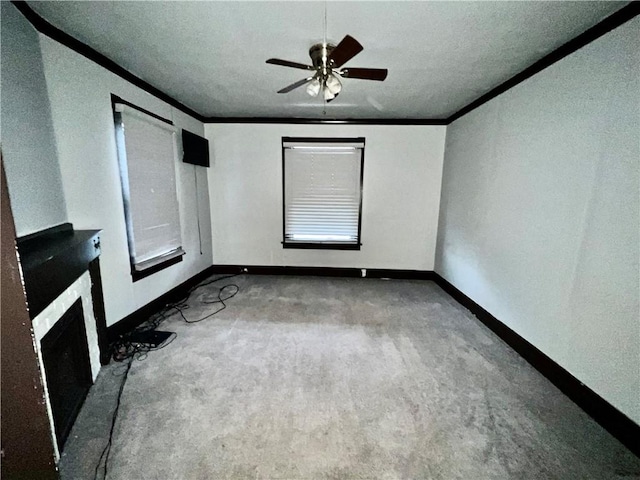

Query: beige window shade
114,103,184,271
283,139,364,246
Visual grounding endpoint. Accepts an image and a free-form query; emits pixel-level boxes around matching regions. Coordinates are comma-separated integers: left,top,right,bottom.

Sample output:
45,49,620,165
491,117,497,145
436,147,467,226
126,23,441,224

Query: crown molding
446,2,640,123
11,1,207,123
203,117,448,125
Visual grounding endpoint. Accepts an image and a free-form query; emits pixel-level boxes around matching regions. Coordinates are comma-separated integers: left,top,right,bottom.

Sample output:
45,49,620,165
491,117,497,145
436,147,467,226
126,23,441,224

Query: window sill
282,242,361,251
131,250,184,282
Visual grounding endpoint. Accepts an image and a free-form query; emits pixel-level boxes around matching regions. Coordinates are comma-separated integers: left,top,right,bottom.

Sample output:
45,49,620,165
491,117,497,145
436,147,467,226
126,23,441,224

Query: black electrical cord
158,274,239,318
95,273,241,479
96,331,178,479
94,354,134,480
147,273,241,325
112,332,178,362
173,283,240,323
166,273,240,309
109,274,242,356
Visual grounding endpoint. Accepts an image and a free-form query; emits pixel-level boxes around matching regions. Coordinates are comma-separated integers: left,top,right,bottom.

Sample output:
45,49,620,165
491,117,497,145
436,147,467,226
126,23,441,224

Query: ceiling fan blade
340,68,388,81
327,35,363,68
277,77,314,94
266,58,314,70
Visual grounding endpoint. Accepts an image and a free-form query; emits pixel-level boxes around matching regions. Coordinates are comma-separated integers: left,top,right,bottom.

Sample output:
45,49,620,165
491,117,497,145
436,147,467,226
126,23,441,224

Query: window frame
111,94,185,282
281,136,365,251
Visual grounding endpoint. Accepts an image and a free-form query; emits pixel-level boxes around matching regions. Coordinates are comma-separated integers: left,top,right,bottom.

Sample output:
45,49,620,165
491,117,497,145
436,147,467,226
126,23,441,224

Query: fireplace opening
40,298,92,450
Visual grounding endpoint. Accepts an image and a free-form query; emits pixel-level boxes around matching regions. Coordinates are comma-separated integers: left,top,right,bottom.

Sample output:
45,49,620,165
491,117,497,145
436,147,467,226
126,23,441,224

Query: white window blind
283,139,364,248
114,103,184,272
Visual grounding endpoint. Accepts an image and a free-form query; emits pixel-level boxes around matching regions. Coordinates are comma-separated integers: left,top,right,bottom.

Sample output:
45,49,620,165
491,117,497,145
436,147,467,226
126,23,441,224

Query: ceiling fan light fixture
325,73,342,95
323,87,336,101
306,78,321,97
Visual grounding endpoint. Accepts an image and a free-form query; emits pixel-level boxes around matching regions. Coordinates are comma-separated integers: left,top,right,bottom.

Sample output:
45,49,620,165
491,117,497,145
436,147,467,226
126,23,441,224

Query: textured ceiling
28,1,627,119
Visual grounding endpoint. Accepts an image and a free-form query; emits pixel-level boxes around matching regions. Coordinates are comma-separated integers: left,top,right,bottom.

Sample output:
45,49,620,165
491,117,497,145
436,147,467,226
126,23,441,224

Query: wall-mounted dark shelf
18,225,101,317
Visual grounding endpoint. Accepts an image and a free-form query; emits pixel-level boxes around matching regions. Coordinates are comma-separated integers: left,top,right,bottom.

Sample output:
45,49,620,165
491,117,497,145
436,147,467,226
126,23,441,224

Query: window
282,137,364,250
113,96,184,281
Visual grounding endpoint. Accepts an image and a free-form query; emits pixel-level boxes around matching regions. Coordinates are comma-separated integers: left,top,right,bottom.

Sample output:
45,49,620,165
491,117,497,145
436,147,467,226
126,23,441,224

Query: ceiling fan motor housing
309,43,336,72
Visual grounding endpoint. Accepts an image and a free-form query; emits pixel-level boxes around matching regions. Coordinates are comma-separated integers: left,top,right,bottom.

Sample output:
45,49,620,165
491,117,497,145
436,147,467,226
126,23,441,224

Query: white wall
206,124,445,270
1,3,67,236
39,36,213,327
436,18,640,423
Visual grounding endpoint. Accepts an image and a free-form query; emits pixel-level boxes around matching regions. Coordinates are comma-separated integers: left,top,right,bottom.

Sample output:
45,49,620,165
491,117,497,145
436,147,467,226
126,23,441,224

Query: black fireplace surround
17,222,110,451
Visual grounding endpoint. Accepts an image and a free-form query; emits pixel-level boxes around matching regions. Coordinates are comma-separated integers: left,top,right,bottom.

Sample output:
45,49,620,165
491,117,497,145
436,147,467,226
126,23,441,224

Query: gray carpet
60,275,640,479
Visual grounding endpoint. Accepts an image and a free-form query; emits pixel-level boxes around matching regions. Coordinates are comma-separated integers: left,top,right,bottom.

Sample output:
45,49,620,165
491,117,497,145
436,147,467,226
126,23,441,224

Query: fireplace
17,223,109,459
40,298,92,449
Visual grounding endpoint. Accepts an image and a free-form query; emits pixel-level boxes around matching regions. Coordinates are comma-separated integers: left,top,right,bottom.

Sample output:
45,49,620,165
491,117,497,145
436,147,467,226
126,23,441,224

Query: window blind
114,103,184,271
283,139,364,246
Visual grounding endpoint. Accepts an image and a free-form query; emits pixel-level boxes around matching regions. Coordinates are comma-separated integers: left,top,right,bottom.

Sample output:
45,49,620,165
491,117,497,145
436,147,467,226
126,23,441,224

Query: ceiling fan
266,35,388,102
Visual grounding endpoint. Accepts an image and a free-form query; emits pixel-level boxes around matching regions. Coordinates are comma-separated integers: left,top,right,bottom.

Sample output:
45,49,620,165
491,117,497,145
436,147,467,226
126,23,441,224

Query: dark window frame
111,94,185,282
281,136,365,251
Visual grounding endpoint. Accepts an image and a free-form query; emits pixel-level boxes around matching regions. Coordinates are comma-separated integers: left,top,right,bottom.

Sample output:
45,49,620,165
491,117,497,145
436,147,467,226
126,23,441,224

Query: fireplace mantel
17,223,110,364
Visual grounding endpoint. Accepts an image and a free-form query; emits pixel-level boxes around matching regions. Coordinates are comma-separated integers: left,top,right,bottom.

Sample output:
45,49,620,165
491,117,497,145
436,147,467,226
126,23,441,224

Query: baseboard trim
367,269,436,280
209,264,436,280
432,273,640,458
107,265,217,343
